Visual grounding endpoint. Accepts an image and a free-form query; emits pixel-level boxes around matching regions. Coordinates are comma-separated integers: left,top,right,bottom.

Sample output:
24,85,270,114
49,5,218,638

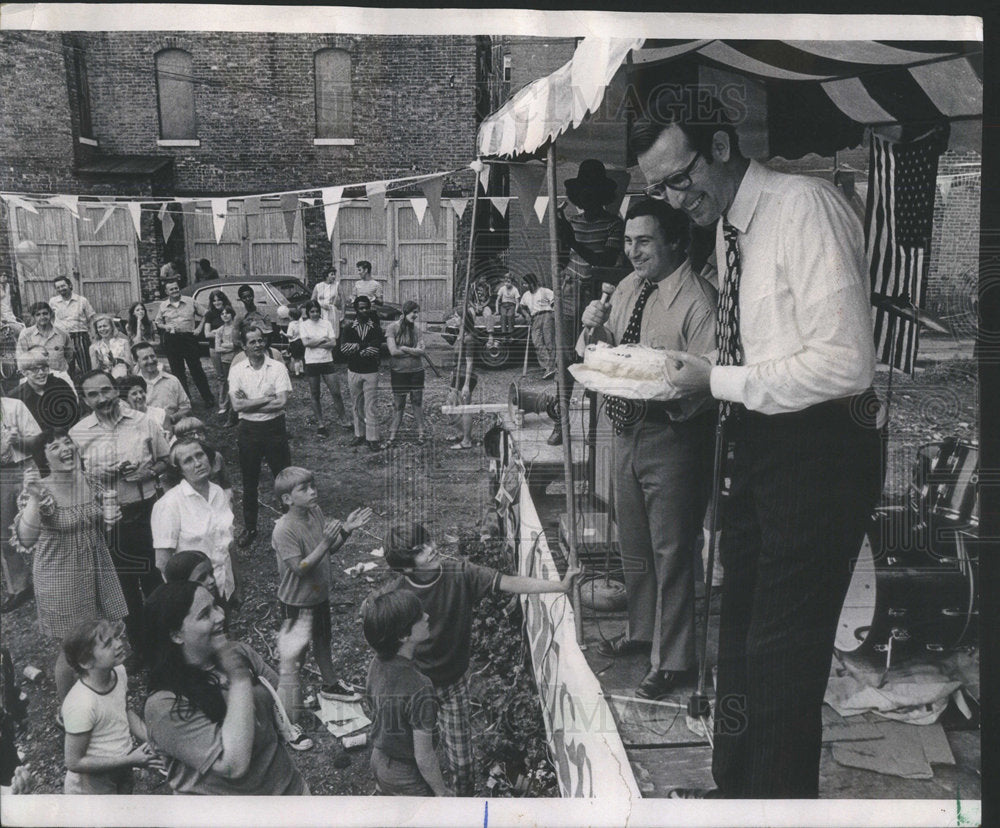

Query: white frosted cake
583,343,668,381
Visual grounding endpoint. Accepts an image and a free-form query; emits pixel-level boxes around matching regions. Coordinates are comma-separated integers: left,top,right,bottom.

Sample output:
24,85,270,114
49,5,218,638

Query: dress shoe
546,423,562,446
635,667,697,700
595,634,651,658
367,440,382,452
237,528,259,548
349,436,366,447
0,586,33,614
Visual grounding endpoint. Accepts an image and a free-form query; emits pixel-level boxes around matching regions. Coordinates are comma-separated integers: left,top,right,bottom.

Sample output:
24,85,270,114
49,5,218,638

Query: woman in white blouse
310,268,342,327
298,299,350,436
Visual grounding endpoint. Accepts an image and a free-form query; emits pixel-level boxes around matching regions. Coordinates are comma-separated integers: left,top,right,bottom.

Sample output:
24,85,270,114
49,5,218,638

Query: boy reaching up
272,466,373,711
385,521,580,796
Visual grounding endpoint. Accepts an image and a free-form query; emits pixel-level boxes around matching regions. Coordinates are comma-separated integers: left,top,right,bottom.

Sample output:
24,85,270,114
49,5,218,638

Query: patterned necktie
606,279,657,433
716,220,745,422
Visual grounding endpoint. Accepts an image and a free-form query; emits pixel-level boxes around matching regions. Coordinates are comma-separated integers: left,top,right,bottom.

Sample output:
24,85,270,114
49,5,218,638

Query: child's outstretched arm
414,729,452,796
498,563,581,595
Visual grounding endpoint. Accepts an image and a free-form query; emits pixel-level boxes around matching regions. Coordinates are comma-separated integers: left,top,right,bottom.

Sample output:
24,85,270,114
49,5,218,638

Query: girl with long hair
142,582,313,794
125,302,156,348
88,314,133,378
298,299,350,436
198,291,235,414
385,300,426,446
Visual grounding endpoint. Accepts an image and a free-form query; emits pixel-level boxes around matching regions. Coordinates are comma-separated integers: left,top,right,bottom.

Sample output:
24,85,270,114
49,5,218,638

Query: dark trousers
163,332,214,404
711,398,883,798
237,416,291,531
106,498,163,658
68,331,91,378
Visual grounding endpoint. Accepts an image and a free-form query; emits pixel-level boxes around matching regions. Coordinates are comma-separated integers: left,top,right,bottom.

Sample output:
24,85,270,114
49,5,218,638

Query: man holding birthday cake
580,197,717,700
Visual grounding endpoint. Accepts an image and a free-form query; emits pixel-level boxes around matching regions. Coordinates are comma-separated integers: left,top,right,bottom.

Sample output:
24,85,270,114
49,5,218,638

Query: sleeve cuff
710,365,749,405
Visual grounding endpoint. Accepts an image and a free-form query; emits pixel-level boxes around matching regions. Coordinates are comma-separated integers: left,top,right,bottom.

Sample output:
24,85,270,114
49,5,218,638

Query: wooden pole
546,142,584,647
455,164,483,382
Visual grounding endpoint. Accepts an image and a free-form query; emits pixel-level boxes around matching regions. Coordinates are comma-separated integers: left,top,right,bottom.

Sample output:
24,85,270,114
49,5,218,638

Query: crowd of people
1,86,882,802
0,256,579,798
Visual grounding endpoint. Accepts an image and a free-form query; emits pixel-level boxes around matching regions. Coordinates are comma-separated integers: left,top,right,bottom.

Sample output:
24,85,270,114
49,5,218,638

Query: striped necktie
717,220,744,422
606,279,657,433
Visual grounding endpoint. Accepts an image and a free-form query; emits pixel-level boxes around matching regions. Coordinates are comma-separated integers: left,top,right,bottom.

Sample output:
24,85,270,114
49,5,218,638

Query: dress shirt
598,260,717,421
709,161,875,415
519,288,554,315
228,356,292,422
0,397,42,465
16,325,71,372
142,369,191,416
352,278,384,303
70,405,170,504
154,297,201,333
151,480,235,599
48,293,95,334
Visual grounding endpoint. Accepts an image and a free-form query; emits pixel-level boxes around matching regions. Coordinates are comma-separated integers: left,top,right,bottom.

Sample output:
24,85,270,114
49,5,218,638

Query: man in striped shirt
549,159,627,445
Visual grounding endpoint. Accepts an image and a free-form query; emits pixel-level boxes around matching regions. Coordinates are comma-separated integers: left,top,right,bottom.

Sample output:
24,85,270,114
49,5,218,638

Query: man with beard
71,369,170,664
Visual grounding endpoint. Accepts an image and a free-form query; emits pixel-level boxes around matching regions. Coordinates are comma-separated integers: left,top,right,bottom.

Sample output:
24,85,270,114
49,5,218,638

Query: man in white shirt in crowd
1,396,42,613
517,272,556,379
640,88,882,799
48,275,96,376
132,341,191,427
71,369,171,664
351,260,384,306
16,302,71,374
153,279,215,407
228,326,292,548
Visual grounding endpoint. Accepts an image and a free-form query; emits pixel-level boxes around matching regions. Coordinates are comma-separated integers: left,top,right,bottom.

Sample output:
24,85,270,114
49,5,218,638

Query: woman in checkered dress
12,429,127,701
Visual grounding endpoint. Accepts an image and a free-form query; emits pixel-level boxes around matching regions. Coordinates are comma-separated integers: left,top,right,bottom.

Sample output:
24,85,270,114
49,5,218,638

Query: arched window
314,48,352,140
155,48,197,141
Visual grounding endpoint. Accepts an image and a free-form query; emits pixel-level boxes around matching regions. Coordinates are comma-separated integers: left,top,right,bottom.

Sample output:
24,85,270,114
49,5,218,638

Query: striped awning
477,38,982,160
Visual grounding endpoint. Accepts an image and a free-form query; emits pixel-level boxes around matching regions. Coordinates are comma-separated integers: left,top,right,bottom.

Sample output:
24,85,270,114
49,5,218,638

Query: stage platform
498,410,981,803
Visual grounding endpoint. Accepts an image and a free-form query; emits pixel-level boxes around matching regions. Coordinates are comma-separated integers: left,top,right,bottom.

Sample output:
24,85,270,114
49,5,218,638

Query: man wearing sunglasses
633,89,881,800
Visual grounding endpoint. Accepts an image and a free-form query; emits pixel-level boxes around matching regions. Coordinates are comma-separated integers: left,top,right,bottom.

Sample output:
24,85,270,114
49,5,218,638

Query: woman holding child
12,429,127,701
143,581,312,794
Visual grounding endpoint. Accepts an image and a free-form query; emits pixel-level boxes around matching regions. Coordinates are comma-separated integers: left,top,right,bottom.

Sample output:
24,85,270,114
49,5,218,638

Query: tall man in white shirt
518,272,556,378
48,275,96,376
581,198,717,701
637,89,882,799
228,326,292,547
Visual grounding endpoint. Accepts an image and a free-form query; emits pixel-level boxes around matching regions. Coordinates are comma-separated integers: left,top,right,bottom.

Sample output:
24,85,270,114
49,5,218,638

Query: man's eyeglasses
643,150,703,199
22,366,49,375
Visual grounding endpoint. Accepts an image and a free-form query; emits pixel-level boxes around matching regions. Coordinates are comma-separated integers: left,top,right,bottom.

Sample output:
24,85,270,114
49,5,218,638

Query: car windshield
270,280,310,303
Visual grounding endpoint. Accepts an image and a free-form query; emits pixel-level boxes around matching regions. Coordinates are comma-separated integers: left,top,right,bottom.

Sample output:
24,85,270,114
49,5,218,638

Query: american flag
865,128,946,373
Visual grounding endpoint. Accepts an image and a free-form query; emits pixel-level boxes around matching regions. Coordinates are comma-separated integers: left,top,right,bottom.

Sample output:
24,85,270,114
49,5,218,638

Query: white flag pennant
410,198,428,225
2,194,39,215
478,165,491,195
450,198,467,220
127,202,143,239
159,203,176,244
50,194,79,218
618,194,632,219
321,186,344,240
534,196,549,223
94,204,117,235
489,197,509,218
210,198,229,244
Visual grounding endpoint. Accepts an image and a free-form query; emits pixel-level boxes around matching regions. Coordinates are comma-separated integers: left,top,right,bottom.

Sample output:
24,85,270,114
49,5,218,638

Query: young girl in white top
213,305,239,413
61,619,163,794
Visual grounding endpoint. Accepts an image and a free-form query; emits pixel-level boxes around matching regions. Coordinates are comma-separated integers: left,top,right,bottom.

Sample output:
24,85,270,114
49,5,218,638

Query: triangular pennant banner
410,198,428,225
3,195,39,215
159,204,175,243
489,197,510,218
509,164,546,226
279,193,298,241
478,165,491,195
418,177,444,229
210,198,229,244
534,196,549,223
322,186,344,240
618,194,632,219
94,204,117,235
50,194,79,218
127,202,142,239
366,181,387,214
450,199,467,221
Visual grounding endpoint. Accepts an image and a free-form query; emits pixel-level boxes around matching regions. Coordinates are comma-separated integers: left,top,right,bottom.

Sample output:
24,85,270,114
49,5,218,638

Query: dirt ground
1,332,978,795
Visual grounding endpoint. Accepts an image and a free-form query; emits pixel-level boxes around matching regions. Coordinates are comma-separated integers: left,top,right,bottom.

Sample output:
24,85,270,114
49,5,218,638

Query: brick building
1,30,494,320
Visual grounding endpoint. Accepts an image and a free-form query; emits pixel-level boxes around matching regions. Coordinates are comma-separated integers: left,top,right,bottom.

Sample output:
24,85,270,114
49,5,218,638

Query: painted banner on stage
518,482,640,799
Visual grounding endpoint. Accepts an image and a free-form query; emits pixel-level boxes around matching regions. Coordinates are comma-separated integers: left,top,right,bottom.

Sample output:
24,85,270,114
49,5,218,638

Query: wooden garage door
9,202,140,315
393,201,453,320
188,202,247,279
332,203,390,305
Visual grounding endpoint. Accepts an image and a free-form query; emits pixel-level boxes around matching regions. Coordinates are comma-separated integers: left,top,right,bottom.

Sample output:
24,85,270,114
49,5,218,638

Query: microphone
585,282,617,345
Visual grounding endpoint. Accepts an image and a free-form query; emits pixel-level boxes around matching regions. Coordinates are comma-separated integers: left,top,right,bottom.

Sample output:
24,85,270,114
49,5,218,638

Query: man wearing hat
549,159,627,445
